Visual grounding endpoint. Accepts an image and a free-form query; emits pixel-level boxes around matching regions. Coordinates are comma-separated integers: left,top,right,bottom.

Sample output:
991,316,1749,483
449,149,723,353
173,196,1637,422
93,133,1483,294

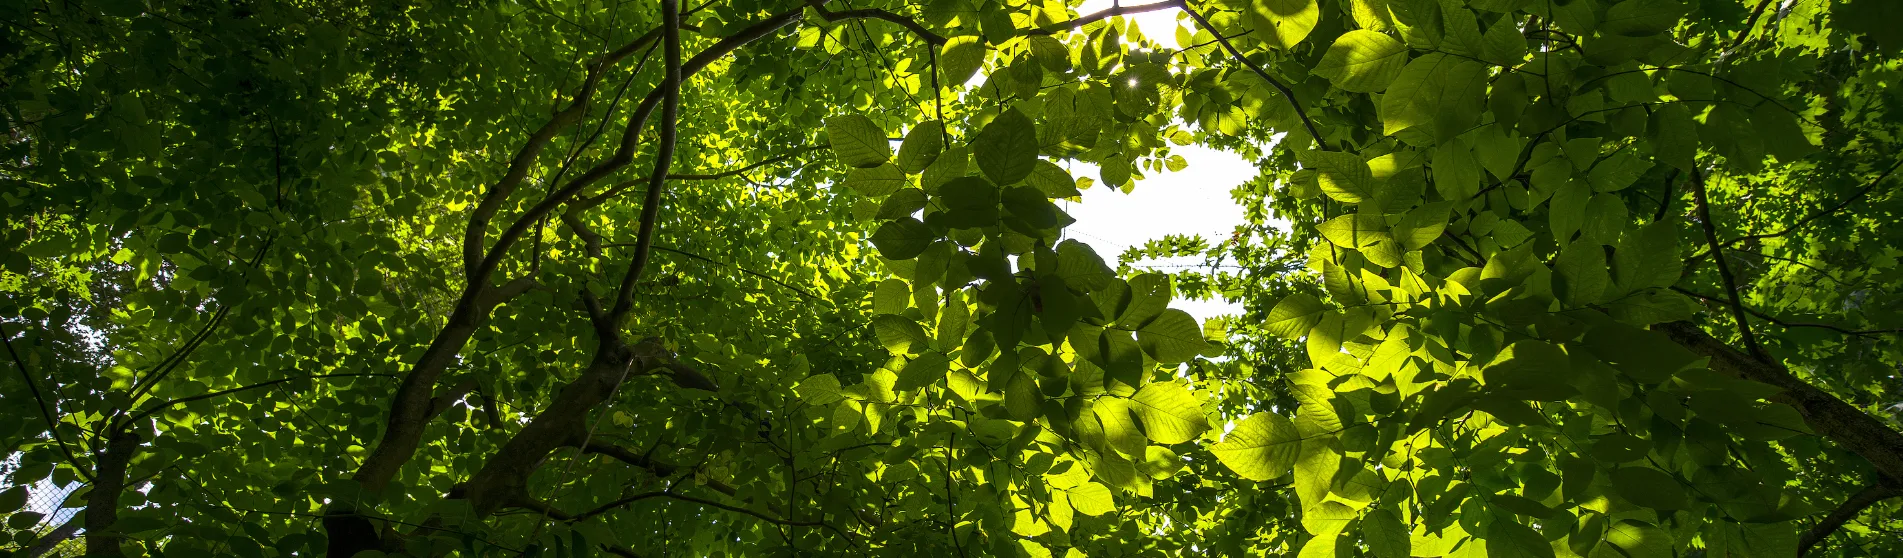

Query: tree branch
126,373,400,425
1692,157,1903,261
1689,169,1768,361
1673,287,1903,337
463,26,665,278
1726,0,1777,54
807,3,946,44
1180,1,1331,151
1652,168,1679,221
1799,479,1900,556
608,0,685,324
573,146,820,210
20,503,82,558
1658,322,1903,484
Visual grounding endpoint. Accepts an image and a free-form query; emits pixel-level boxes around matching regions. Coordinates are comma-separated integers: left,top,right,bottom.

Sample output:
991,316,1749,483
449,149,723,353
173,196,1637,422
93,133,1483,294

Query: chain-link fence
3,458,85,558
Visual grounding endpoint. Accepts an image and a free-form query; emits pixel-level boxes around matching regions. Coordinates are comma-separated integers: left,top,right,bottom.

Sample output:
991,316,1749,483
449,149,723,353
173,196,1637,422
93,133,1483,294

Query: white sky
1058,1,1251,322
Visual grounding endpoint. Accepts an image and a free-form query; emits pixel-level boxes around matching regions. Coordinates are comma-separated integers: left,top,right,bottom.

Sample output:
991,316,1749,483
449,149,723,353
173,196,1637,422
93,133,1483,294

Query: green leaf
0,486,25,513
876,188,929,220
1129,381,1210,444
1249,0,1320,49
844,163,906,197
1056,239,1114,290
1027,160,1082,198
1116,273,1171,328
1481,340,1571,394
895,121,945,173
973,108,1039,185
873,278,910,315
1602,0,1686,37
795,374,845,405
825,114,891,168
1210,412,1303,481
1549,181,1590,243
1095,398,1148,457
1612,467,1689,510
1583,322,1700,383
1381,53,1489,144
1432,141,1482,200
1588,150,1650,193
1302,500,1356,534
1613,220,1681,293
1066,482,1115,516
1606,520,1674,558
1266,293,1326,340
1395,201,1452,251
938,176,1001,228
1479,17,1528,65
939,35,988,85
1312,30,1410,93
872,314,931,354
1753,103,1817,162
895,351,950,391
1301,150,1376,203
871,217,934,260
1555,238,1610,307
1362,508,1411,558
1648,103,1699,172
8,511,45,530
1027,35,1070,71
1100,153,1131,189
1005,367,1040,421
1485,519,1556,558
1137,309,1206,365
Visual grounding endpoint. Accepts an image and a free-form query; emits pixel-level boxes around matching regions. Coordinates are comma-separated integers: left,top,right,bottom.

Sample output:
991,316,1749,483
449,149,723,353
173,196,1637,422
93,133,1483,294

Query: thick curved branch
456,339,713,515
583,441,749,503
1659,322,1903,483
1799,480,1899,556
1689,169,1767,361
1180,2,1331,151
464,26,665,277
338,5,818,554
807,3,946,44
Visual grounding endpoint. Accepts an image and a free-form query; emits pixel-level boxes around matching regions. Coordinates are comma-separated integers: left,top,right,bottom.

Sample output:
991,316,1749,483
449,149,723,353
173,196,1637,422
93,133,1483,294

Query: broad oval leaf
1209,412,1302,481
1136,309,1206,364
1129,381,1210,444
825,114,891,168
1313,30,1409,93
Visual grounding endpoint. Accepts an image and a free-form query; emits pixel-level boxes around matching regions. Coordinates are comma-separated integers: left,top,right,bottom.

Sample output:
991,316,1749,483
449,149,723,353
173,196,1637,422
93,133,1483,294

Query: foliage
3,0,1903,557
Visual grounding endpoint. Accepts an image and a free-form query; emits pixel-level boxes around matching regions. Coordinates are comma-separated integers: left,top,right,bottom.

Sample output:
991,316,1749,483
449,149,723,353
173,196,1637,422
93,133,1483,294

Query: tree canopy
4,0,1903,556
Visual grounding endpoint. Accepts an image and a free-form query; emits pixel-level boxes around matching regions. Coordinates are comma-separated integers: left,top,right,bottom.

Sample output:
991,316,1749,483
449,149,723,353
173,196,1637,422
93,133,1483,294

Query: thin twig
1689,169,1768,361
1799,479,1899,556
124,373,400,425
1180,1,1331,151
1672,287,1902,337
1,323,94,483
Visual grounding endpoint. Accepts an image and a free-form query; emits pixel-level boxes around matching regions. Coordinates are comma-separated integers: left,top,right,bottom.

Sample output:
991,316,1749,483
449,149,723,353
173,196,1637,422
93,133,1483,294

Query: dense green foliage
4,0,1903,556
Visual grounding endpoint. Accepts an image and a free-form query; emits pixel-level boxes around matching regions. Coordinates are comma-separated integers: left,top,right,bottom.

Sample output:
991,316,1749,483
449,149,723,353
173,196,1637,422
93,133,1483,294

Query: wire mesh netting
3,458,85,558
